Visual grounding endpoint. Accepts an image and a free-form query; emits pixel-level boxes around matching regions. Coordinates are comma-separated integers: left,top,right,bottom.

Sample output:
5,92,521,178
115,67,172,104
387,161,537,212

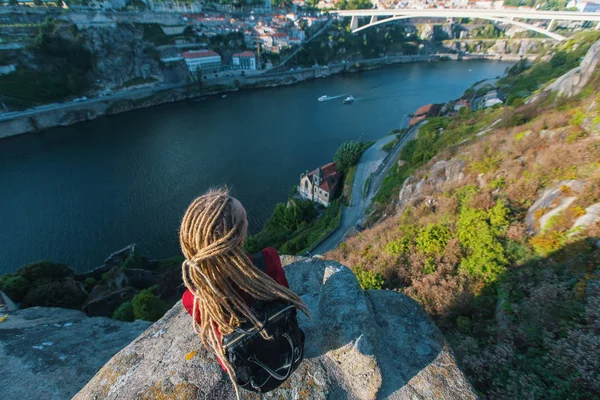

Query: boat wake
318,94,346,102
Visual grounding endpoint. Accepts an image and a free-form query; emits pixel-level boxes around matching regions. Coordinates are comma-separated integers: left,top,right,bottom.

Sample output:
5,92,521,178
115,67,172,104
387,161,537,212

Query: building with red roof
182,50,222,74
414,103,441,118
298,162,341,207
408,115,427,127
232,51,257,71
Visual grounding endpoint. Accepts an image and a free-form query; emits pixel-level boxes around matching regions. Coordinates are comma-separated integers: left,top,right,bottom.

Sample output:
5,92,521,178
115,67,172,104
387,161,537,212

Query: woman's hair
180,187,309,398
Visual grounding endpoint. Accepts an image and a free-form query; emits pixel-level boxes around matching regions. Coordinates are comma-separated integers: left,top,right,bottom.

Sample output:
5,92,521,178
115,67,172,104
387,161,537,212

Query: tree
8,0,19,6
334,140,364,172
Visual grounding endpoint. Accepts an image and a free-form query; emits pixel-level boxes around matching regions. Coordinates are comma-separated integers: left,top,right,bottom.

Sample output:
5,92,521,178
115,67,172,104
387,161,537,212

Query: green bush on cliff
334,141,365,173
2,276,29,302
132,288,168,322
457,205,508,283
113,301,135,322
15,260,73,283
23,279,87,309
121,249,146,270
353,266,384,290
0,274,13,288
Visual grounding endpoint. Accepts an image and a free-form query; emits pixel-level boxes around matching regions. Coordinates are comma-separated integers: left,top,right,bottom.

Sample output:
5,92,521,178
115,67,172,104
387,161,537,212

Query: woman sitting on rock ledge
179,187,309,397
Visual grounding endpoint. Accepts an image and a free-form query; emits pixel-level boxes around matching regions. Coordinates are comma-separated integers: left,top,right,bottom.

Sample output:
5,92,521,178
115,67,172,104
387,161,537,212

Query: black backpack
221,251,305,393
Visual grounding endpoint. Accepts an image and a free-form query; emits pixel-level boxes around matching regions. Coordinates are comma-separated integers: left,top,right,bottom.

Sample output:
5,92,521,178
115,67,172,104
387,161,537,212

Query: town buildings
475,90,505,109
298,162,341,207
182,50,222,74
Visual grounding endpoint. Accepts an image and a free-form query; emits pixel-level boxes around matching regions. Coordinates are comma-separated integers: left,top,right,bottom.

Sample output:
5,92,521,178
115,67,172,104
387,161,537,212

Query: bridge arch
348,14,567,41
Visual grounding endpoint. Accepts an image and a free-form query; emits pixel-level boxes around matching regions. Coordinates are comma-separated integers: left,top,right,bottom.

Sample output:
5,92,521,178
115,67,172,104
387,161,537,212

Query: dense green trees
334,140,365,173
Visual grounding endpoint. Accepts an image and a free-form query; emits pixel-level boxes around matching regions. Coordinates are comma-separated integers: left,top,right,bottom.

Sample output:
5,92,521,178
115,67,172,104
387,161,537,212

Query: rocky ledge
0,307,150,400
76,258,476,400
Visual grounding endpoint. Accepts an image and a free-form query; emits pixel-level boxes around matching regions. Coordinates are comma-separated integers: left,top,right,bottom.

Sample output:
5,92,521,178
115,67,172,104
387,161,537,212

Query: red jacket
181,247,289,370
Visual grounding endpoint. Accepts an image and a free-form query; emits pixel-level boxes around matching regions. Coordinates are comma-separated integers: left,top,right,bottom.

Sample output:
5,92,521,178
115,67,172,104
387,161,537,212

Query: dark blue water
0,60,511,273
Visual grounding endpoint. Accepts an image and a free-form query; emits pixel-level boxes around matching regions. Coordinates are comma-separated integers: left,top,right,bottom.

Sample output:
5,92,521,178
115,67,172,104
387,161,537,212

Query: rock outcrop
0,307,150,400
76,258,476,400
546,39,600,97
399,160,466,206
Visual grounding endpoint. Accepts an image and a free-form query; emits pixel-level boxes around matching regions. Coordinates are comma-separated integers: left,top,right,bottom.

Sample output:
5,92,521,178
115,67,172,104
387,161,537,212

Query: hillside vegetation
328,34,600,399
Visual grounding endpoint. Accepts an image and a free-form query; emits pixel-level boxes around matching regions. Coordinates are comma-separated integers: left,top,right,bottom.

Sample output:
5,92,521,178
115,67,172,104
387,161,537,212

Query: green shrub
489,177,506,190
456,316,472,334
132,288,169,321
569,109,585,127
334,140,365,172
416,223,452,256
83,277,97,290
471,154,502,174
121,250,146,270
457,206,507,282
353,267,384,290
23,279,86,309
565,129,587,144
15,260,73,282
2,276,29,301
385,224,418,256
112,301,135,322
0,274,13,288
530,231,565,256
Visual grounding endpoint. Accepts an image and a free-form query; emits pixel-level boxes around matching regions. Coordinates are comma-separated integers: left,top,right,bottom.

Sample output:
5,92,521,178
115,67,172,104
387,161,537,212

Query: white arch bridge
332,9,600,41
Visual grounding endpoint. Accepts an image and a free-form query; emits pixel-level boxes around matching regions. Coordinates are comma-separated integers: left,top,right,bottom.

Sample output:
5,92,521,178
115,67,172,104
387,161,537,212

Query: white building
572,0,600,12
182,50,222,74
232,51,257,70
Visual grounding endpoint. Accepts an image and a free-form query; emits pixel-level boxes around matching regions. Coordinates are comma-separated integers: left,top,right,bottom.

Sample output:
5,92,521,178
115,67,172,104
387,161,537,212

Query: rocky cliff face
546,38,600,97
80,24,188,88
76,258,476,400
0,307,150,400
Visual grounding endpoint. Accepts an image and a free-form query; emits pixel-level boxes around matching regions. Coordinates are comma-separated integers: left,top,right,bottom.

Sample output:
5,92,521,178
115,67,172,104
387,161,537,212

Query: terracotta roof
319,176,338,193
414,104,435,116
308,161,338,179
272,33,288,38
182,50,220,59
409,115,426,126
233,51,256,57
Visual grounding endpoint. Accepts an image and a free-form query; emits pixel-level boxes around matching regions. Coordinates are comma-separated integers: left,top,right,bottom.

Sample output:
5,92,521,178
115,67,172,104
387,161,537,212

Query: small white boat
318,95,329,102
343,96,355,104
222,94,227,98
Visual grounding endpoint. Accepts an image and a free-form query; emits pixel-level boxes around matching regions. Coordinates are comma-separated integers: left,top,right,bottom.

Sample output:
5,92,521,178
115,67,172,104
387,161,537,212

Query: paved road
0,82,188,122
311,123,421,255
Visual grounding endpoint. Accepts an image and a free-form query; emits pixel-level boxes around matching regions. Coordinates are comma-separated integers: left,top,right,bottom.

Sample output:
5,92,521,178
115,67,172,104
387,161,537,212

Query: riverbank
0,53,525,139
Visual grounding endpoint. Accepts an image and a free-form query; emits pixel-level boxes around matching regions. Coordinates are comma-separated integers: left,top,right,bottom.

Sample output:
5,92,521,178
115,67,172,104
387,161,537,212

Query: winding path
312,122,422,255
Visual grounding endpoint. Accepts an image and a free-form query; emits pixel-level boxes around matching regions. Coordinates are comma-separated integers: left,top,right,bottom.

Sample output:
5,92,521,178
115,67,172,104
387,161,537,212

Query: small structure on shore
409,103,441,126
298,162,341,207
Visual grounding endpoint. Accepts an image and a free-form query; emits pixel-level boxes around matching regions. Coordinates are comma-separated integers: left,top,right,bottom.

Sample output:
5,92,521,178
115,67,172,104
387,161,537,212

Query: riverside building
232,51,258,71
182,50,222,74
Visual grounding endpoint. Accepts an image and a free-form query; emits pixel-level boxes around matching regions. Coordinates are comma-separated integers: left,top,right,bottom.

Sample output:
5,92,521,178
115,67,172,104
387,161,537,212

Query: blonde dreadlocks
180,187,310,398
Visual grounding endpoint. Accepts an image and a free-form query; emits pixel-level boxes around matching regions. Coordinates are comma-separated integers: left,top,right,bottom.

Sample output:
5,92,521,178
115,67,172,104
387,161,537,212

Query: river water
0,60,511,274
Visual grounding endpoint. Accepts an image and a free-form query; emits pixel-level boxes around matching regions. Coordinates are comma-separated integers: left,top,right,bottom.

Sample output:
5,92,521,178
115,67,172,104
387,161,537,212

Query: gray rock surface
571,203,600,235
525,180,585,233
399,160,465,206
546,39,600,97
0,307,150,400
76,259,476,400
